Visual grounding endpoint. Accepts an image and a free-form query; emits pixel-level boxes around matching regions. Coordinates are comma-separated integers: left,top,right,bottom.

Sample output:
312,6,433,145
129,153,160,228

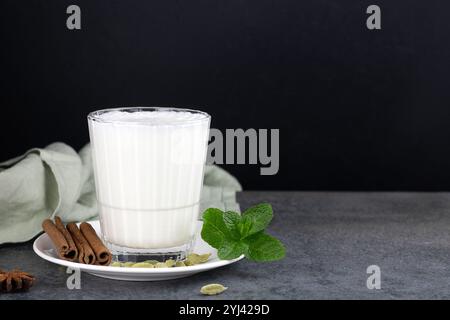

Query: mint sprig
201,203,286,262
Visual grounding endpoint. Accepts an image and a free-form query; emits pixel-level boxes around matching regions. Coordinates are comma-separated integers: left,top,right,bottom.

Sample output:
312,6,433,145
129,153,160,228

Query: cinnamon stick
67,222,96,265
54,217,78,261
42,219,77,261
80,222,112,266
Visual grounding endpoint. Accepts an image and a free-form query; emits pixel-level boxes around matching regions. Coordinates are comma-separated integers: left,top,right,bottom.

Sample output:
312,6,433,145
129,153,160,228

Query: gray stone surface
2,191,450,300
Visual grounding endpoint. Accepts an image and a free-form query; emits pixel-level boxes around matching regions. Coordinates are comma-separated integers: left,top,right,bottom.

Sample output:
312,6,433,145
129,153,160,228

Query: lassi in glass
88,107,210,260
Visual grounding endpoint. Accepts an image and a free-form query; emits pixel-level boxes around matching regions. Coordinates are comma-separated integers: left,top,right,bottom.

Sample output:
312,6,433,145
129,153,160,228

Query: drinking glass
87,107,210,261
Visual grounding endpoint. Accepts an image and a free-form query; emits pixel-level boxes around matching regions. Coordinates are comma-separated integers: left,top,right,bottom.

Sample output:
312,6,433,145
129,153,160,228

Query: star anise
0,269,35,293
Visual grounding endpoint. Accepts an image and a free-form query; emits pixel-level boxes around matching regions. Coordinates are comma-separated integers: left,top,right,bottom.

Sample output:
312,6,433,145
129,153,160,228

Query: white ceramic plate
33,220,243,281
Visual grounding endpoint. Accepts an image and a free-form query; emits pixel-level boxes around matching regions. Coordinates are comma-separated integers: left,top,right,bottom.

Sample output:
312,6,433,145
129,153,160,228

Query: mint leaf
201,203,286,262
222,211,241,240
240,203,273,237
244,232,286,262
201,208,229,249
217,239,248,260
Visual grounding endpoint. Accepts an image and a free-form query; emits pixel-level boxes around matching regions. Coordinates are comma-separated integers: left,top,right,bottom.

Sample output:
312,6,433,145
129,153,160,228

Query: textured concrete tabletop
2,191,450,300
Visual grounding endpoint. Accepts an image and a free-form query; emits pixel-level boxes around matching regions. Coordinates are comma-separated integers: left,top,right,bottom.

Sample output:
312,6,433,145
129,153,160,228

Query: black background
1,0,450,190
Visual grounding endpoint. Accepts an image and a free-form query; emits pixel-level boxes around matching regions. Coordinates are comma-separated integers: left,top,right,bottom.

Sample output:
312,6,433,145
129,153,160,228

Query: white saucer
33,220,243,281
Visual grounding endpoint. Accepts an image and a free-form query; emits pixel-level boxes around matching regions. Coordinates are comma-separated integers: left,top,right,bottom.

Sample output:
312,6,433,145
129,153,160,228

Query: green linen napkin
0,142,242,245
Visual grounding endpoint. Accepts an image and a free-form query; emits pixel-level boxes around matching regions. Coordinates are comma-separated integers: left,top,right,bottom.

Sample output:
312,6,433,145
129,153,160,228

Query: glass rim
87,106,211,126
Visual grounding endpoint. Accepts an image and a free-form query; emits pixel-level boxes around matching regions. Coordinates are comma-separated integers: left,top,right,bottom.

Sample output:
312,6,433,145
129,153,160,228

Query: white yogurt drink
88,107,210,259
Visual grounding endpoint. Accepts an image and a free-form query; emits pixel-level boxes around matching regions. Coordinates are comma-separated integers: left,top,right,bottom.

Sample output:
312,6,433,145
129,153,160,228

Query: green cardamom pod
110,261,122,267
122,262,135,267
175,261,186,267
200,283,228,295
186,253,211,266
165,259,176,267
132,262,154,268
155,262,167,268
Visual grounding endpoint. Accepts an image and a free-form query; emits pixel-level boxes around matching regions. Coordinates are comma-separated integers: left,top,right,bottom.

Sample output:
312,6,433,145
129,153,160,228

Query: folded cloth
0,142,242,245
